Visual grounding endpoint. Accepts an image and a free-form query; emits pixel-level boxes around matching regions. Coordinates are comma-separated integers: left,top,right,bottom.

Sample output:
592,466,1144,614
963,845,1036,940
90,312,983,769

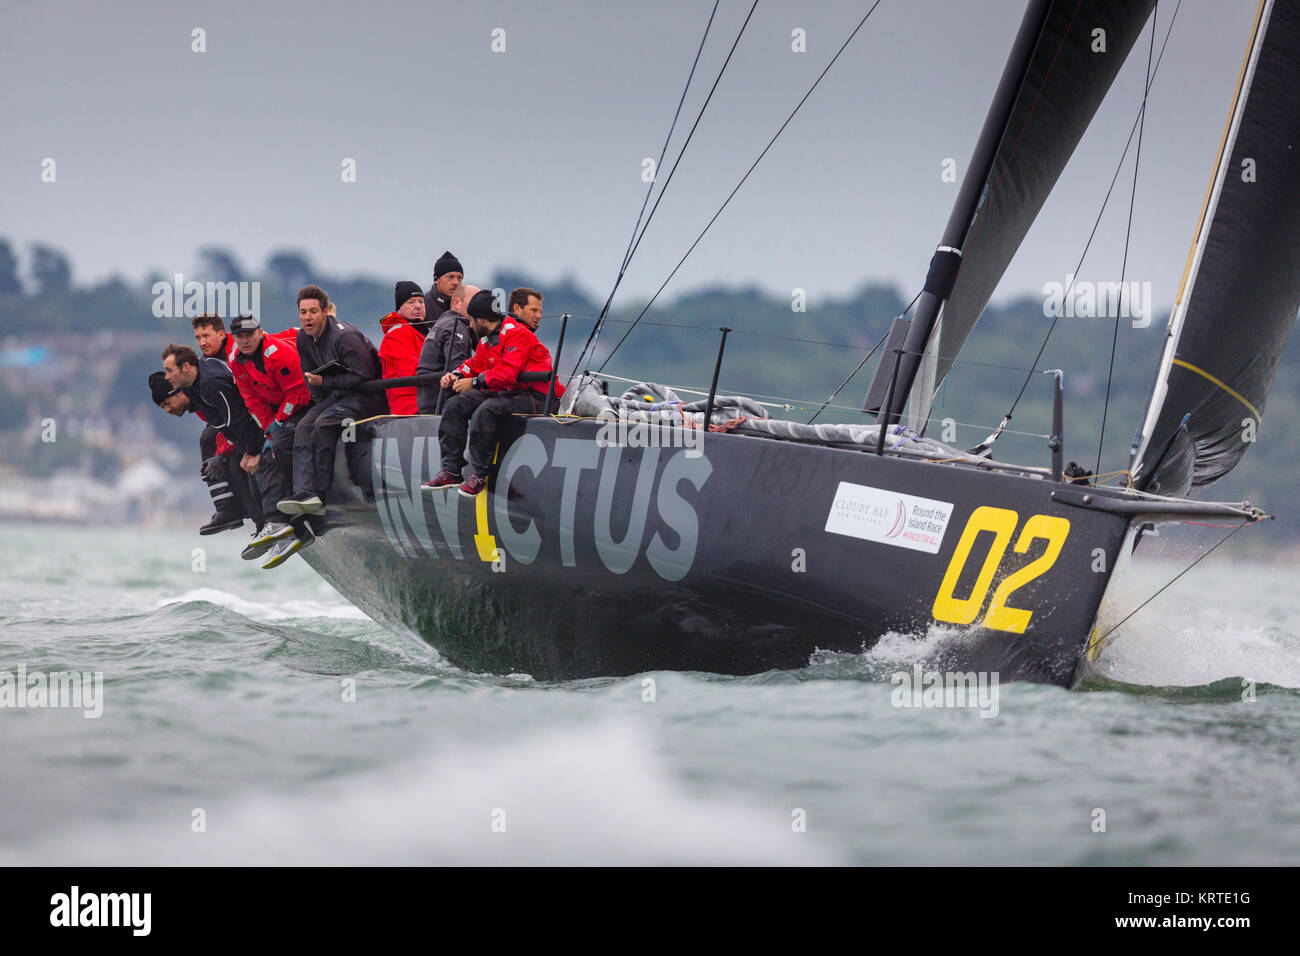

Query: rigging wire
1095,0,1158,477
595,1,721,320
570,0,756,383
1090,518,1248,655
615,0,762,292
807,327,890,425
977,0,1183,453
806,290,921,425
596,0,887,373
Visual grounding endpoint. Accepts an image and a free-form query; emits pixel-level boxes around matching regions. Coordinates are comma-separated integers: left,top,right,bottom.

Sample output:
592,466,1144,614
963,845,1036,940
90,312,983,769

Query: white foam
155,587,368,622
1095,611,1300,689
1092,558,1300,688
1,724,837,866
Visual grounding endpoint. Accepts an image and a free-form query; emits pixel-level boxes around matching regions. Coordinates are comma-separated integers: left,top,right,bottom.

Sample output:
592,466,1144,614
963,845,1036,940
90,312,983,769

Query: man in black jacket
149,369,257,536
279,285,385,515
422,250,463,324
416,283,479,413
161,344,267,534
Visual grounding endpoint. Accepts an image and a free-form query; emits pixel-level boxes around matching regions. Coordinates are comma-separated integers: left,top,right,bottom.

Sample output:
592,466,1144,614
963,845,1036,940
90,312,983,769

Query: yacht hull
300,416,1132,685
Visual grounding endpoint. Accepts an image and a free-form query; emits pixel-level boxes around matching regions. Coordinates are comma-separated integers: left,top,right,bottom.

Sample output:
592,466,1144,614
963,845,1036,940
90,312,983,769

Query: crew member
228,314,315,568
280,285,385,515
423,250,463,323
508,287,544,331
426,289,565,497
161,344,268,533
149,371,248,535
192,312,233,363
187,311,256,527
416,283,480,414
378,281,430,415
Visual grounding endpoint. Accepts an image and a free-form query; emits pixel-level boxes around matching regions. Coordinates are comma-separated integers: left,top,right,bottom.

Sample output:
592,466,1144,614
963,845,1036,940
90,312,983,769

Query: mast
875,0,1159,428
877,0,1051,426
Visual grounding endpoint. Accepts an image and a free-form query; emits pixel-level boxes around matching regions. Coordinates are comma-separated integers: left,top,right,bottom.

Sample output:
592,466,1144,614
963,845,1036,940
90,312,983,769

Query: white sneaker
242,522,295,560
261,533,306,569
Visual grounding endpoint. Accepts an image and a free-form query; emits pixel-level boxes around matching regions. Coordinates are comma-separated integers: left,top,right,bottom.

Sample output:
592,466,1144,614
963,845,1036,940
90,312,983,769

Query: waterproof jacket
416,310,477,413
195,409,236,457
182,356,265,456
378,311,429,415
231,329,311,430
454,319,565,398
423,289,452,325
295,317,385,410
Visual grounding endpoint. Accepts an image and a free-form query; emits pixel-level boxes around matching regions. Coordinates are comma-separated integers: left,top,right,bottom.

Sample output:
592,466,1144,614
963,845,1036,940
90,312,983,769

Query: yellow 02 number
931,508,1071,633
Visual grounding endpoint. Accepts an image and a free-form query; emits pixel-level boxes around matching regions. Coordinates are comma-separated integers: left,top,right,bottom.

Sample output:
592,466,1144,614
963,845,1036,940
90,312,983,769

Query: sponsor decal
373,436,712,581
824,482,953,553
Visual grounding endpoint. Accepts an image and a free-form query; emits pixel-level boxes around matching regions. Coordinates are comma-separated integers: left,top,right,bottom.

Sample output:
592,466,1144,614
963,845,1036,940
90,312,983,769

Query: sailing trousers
292,395,378,496
256,416,308,530
199,425,261,525
439,390,543,477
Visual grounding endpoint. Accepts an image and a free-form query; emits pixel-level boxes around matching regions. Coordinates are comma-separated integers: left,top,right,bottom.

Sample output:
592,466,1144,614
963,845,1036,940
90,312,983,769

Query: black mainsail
1131,0,1300,495
879,0,1158,427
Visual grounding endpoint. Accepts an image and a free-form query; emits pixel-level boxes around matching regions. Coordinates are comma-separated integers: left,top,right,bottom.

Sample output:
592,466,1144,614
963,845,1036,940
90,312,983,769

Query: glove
200,455,224,483
267,420,282,436
262,437,273,456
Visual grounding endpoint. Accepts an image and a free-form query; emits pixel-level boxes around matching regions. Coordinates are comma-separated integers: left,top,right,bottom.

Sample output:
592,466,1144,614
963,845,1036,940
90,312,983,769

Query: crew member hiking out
423,250,463,324
161,343,267,532
378,281,430,415
280,285,385,516
148,371,249,534
425,289,565,497
228,314,316,569
192,311,234,364
416,282,480,414
187,312,257,532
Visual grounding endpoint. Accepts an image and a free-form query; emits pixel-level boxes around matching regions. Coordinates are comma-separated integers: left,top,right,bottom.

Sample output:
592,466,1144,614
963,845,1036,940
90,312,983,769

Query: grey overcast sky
0,0,1260,308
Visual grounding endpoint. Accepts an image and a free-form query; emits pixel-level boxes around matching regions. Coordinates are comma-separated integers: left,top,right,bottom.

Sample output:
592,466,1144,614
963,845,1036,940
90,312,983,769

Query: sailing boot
200,457,246,535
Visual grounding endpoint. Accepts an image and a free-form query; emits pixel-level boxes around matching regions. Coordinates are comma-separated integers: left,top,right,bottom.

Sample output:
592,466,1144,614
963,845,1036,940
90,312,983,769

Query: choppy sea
1,521,1297,865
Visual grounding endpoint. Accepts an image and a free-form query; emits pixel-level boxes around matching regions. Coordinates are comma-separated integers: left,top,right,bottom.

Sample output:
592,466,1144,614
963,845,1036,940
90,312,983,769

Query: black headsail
873,0,1157,428
1131,0,1300,496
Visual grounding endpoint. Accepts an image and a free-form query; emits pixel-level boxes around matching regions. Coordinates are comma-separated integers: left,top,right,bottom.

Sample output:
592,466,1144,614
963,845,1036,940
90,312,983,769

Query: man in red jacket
426,290,564,497
192,312,234,363
227,314,317,568
378,280,429,415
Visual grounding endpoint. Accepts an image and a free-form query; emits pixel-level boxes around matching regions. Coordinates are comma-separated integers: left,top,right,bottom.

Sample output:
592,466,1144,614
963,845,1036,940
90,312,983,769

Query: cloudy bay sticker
824,482,953,553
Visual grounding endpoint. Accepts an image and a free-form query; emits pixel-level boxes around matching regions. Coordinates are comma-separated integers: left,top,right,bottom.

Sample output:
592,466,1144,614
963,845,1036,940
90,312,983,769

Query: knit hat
433,250,464,279
394,280,424,310
148,370,175,405
467,289,502,321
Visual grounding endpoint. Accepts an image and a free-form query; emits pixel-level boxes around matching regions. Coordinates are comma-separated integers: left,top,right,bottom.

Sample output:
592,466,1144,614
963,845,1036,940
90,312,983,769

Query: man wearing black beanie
148,368,262,540
379,280,429,415
426,290,565,497
423,250,463,323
